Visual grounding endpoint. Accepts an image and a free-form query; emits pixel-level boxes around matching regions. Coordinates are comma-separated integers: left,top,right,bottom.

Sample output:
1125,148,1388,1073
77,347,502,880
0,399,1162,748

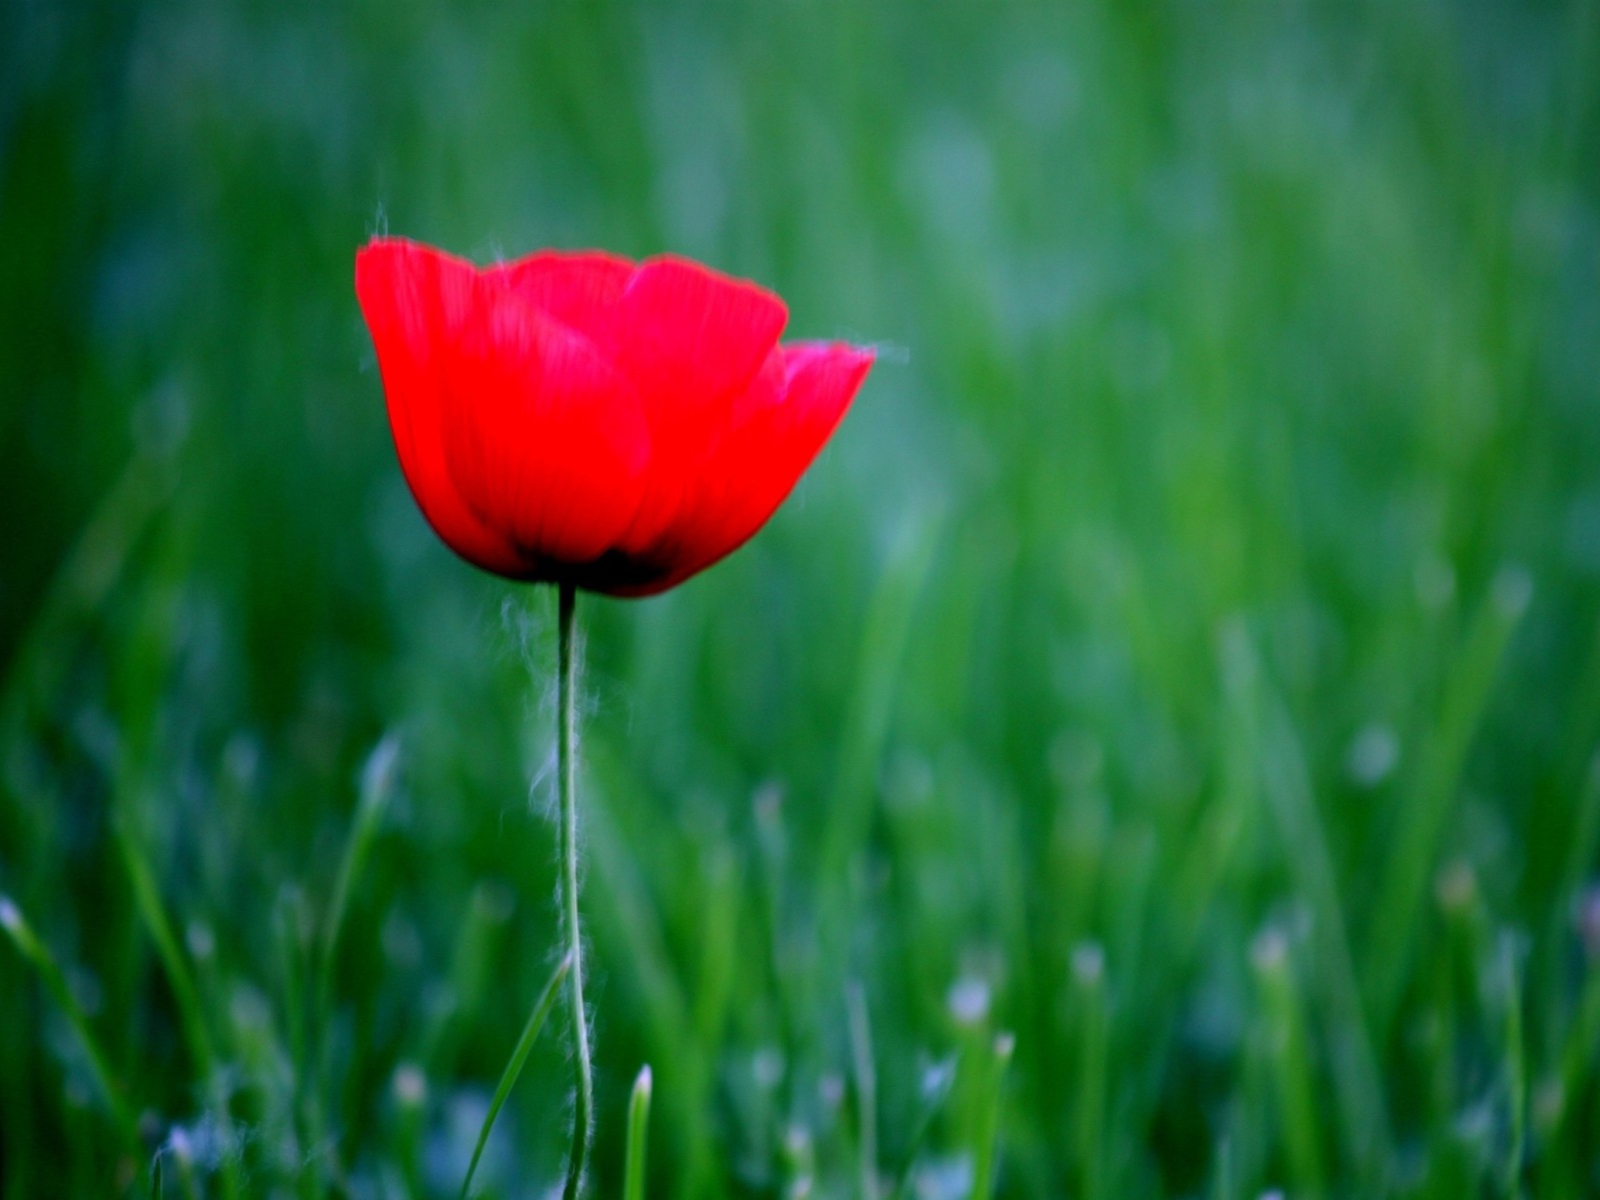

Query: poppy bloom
355,237,873,596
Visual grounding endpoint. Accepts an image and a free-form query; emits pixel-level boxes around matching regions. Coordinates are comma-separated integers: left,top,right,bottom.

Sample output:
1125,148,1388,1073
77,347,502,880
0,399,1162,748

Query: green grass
3,0,1600,1196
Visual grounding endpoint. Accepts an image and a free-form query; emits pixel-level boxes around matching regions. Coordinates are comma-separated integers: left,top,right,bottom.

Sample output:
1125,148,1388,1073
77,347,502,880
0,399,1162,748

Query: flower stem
558,582,593,1200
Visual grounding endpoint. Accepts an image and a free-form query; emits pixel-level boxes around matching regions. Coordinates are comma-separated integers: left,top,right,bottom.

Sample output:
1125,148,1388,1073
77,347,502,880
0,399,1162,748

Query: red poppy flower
354,237,873,596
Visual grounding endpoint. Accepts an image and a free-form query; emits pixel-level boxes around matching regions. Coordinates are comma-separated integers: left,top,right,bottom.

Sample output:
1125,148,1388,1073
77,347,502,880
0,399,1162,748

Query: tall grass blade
459,950,572,1200
972,1031,1015,1200
110,797,243,1198
624,1064,653,1200
1071,945,1107,1200
317,734,402,1031
820,520,939,890
1367,566,1530,1027
1498,936,1525,1200
1245,629,1392,1179
0,894,138,1152
846,981,879,1200
1251,927,1324,1199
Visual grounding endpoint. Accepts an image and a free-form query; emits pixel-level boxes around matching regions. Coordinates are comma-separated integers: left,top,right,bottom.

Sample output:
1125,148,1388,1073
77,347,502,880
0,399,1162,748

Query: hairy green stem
559,583,593,1200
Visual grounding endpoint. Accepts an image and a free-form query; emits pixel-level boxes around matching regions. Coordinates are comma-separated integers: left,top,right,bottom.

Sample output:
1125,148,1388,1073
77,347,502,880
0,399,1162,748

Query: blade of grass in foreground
624,1064,653,1200
317,735,402,1033
819,518,939,910
1367,565,1530,1029
1244,627,1392,1182
460,950,572,1200
1071,945,1107,1200
1497,935,1526,1200
971,1030,1016,1200
847,981,880,1200
110,794,243,1199
0,895,139,1155
309,735,400,1192
1251,927,1324,1199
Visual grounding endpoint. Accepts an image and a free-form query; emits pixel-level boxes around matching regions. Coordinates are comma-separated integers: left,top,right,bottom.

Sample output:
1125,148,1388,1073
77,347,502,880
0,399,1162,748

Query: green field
4,1,1600,1196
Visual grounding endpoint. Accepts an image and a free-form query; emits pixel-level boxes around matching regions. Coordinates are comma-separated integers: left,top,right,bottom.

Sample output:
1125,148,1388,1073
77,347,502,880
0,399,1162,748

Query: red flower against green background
355,237,873,596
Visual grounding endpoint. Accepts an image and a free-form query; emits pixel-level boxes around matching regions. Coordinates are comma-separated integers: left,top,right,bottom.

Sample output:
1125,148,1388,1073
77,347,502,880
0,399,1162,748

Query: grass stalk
110,798,241,1198
1367,567,1530,1027
972,1031,1016,1200
1252,928,1324,1199
846,981,879,1200
624,1064,653,1200
1071,944,1107,1200
460,950,572,1199
0,894,139,1154
1498,937,1525,1200
309,735,400,1192
316,735,401,1036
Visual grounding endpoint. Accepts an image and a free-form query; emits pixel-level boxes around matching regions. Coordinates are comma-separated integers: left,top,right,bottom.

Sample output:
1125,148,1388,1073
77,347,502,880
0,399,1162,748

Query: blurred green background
4,0,1600,1196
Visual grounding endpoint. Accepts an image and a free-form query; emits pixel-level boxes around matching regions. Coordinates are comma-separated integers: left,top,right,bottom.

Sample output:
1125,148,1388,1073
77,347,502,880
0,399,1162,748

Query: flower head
355,237,872,596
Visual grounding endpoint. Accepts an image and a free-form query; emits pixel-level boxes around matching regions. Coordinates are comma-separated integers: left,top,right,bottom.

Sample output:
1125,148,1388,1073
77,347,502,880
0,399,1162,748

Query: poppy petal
488,250,634,344
615,341,873,595
439,289,653,567
356,238,529,575
610,256,790,551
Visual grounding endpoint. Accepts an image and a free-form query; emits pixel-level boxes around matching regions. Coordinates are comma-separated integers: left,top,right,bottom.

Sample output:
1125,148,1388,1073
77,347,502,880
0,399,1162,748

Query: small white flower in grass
1071,941,1104,986
920,1057,955,1098
0,896,21,935
752,1046,784,1090
1345,723,1399,787
393,1062,426,1108
947,975,991,1026
186,920,215,961
817,1073,845,1113
1250,927,1289,974
782,1124,811,1156
1435,860,1478,915
912,1154,974,1200
1576,884,1600,961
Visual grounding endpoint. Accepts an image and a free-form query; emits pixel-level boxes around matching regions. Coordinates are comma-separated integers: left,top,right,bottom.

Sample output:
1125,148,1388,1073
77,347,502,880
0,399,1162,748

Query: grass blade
846,981,879,1200
624,1064,653,1200
317,734,402,1030
1498,936,1526,1199
972,1031,1016,1200
460,950,572,1200
1246,630,1392,1179
0,894,139,1153
110,798,243,1198
1071,945,1107,1200
1367,566,1530,1027
1251,927,1324,1199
